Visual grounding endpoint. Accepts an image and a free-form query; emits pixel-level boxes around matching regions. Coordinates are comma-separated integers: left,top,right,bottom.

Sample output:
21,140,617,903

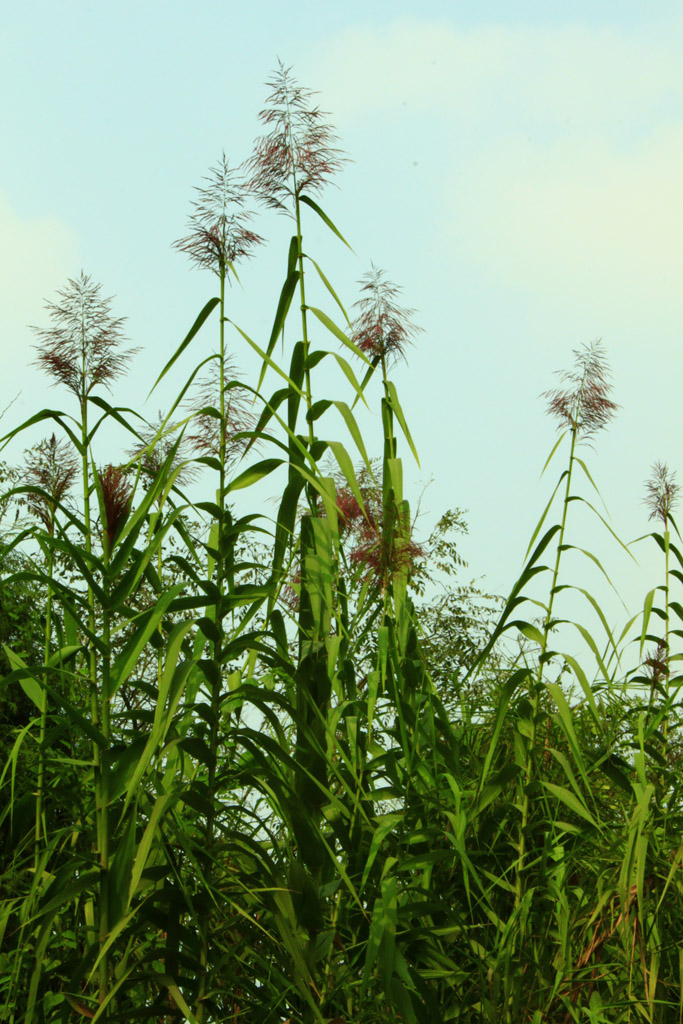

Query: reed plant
2,62,683,1024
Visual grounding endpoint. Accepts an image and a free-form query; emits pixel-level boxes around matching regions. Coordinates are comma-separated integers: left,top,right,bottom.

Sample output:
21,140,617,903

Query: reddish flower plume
99,464,132,552
334,472,422,592
336,487,366,534
31,272,136,401
645,638,669,687
248,61,347,214
173,153,263,275
351,266,422,370
543,341,618,439
348,509,423,592
24,433,78,534
644,461,679,528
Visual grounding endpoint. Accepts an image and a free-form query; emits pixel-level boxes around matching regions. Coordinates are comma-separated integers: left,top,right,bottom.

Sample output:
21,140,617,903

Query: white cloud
454,126,683,330
309,18,683,336
312,19,683,130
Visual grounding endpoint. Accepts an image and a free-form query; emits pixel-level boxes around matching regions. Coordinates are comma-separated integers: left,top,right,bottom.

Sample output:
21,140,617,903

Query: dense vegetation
1,64,682,1023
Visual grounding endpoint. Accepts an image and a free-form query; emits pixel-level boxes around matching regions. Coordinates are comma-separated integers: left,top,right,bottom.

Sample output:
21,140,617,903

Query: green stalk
78,388,111,1011
294,193,314,445
281,82,312,430
157,540,164,686
196,267,227,1023
78,394,107,1006
34,541,54,874
663,524,671,744
514,424,577,913
79,397,98,726
98,590,112,1016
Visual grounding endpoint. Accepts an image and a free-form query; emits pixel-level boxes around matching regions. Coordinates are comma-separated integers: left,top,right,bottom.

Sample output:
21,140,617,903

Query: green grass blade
299,194,354,250
148,297,220,396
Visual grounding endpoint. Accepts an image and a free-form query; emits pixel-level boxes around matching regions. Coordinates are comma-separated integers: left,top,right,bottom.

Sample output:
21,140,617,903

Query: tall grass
1,63,682,1024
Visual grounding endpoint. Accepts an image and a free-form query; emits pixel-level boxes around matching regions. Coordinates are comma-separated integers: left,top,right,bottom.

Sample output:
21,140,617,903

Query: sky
2,1,683,673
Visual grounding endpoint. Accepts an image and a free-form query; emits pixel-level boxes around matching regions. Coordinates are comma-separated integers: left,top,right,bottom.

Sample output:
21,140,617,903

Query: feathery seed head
31,272,136,401
173,153,262,274
645,638,669,685
248,61,347,214
185,358,255,467
644,461,679,527
543,341,618,439
24,433,78,534
351,266,421,370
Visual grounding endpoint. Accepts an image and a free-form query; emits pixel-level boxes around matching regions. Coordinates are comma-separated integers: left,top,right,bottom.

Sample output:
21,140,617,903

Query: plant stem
78,391,110,1011
196,268,227,1023
98,597,111,1016
34,542,53,873
663,526,671,744
294,195,314,445
514,425,577,912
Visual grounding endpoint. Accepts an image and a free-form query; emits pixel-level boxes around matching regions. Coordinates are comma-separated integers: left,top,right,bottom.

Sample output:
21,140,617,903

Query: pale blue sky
3,2,683,667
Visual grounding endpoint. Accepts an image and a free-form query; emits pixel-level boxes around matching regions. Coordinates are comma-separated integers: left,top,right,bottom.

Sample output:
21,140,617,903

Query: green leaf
327,442,366,512
110,584,185,696
148,298,220,396
0,409,76,452
539,430,569,477
122,622,195,811
155,977,200,1024
570,494,637,561
332,401,373,471
3,646,43,708
304,255,351,323
562,655,600,721
524,477,564,559
360,814,402,891
258,269,300,392
640,588,656,657
86,396,146,445
542,781,598,828
308,306,369,363
128,792,179,908
478,671,528,788
227,458,284,493
386,381,420,466
46,644,81,668
332,354,371,408
231,321,306,395
299,194,354,250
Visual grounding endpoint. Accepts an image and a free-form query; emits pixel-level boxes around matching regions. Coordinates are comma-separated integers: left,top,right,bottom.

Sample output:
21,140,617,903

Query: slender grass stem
196,269,227,1024
514,425,577,957
34,543,53,873
294,195,314,446
663,528,671,745
98,601,111,1016
78,397,108,1011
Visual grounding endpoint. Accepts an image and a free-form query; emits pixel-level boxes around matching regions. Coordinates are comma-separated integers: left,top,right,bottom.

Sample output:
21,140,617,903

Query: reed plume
31,271,136,400
248,60,346,213
23,433,78,535
98,464,132,556
644,461,679,529
184,360,254,468
173,153,262,275
351,265,422,374
543,340,618,440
